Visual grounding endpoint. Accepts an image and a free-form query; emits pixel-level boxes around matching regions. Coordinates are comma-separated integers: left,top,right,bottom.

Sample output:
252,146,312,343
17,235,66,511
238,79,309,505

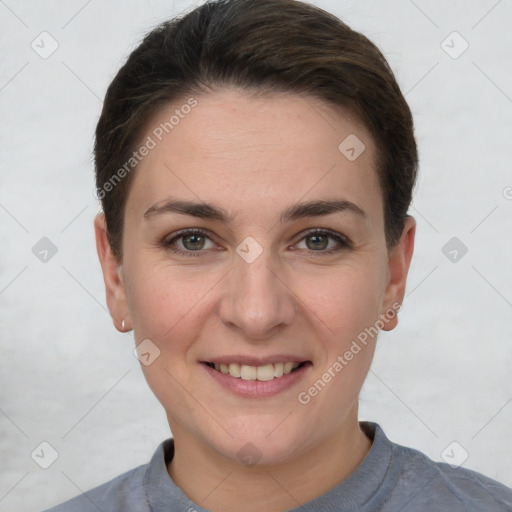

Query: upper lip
202,355,311,366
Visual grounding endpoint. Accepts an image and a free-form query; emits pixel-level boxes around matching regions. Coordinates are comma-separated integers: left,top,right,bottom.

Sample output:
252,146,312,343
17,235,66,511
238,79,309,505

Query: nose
218,246,297,341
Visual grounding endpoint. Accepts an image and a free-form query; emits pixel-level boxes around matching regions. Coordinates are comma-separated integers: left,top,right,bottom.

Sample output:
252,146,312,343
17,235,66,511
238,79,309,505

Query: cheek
294,267,383,411
126,264,219,351
294,262,385,342
126,268,214,406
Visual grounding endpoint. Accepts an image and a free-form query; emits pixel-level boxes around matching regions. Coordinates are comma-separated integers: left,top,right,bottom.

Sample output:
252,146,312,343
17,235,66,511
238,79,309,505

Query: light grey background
1,0,511,510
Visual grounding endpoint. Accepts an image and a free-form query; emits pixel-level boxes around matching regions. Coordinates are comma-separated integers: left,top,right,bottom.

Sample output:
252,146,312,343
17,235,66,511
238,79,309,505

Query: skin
95,88,415,512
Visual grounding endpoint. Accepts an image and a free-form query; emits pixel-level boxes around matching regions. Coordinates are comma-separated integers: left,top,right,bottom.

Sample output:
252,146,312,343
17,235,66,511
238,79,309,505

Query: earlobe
94,212,131,332
380,216,416,331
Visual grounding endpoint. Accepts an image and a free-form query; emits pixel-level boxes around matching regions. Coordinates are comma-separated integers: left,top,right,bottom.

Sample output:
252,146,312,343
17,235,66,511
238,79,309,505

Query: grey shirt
43,422,512,511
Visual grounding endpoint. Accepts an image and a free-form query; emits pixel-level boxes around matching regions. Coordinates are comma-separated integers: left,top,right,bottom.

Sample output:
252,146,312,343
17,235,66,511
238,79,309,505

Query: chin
204,415,313,467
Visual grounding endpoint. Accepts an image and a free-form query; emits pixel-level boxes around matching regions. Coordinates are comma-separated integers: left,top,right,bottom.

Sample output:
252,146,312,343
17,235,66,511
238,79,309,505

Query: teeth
228,363,241,378
256,364,274,381
211,361,302,381
240,365,257,380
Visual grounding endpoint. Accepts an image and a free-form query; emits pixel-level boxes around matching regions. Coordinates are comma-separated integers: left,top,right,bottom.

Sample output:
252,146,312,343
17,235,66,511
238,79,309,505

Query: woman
44,0,512,510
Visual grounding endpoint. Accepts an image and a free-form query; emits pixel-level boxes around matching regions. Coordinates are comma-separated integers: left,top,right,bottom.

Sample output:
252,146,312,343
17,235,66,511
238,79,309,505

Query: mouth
202,361,310,381
201,357,312,398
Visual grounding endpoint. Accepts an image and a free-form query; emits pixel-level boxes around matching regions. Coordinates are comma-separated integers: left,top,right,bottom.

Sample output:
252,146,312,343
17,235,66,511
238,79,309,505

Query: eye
293,229,351,253
161,227,351,258
161,228,217,257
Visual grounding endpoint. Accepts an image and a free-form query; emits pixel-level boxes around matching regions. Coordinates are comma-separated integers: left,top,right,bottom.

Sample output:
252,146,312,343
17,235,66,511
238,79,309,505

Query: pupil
184,234,204,250
307,235,327,250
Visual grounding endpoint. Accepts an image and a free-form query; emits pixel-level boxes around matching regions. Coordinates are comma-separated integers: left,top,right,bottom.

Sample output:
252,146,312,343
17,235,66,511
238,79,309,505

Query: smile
201,355,313,398
205,361,305,381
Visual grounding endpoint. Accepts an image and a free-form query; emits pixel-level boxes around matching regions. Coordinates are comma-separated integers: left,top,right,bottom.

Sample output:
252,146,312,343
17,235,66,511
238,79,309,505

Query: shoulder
389,437,512,511
41,463,148,512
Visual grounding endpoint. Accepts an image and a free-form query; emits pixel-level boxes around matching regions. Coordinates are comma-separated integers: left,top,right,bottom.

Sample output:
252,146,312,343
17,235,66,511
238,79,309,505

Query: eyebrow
143,198,367,223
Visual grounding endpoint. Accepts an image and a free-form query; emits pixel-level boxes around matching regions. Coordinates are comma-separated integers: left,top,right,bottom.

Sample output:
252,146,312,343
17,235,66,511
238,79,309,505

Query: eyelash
160,228,352,258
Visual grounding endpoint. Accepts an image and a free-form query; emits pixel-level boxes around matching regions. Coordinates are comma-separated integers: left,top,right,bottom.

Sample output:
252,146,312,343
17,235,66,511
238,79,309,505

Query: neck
167,409,372,512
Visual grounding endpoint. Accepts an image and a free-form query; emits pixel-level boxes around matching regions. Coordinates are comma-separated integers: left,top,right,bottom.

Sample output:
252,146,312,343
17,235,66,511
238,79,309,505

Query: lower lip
201,362,312,398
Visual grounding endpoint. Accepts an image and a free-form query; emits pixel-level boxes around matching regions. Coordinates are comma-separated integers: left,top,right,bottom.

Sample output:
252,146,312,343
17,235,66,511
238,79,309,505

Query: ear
94,212,131,332
380,216,416,331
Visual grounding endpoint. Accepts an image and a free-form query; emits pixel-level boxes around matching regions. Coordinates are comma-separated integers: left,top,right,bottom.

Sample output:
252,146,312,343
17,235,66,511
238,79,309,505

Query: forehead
126,88,382,227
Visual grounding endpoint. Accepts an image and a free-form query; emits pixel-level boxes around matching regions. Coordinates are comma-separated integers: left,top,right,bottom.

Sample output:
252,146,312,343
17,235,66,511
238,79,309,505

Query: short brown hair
94,0,418,262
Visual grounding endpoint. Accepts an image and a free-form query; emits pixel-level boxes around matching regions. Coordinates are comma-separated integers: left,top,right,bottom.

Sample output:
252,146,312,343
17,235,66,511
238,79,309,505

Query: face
95,88,414,465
